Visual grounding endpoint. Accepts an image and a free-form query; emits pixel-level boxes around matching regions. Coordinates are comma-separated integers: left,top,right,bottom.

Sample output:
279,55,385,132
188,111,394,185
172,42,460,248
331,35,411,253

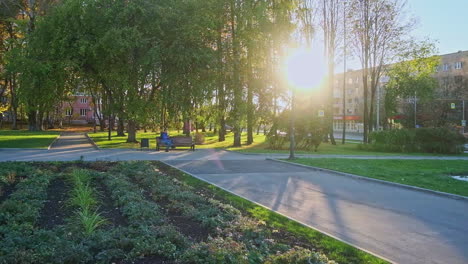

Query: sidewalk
49,132,97,151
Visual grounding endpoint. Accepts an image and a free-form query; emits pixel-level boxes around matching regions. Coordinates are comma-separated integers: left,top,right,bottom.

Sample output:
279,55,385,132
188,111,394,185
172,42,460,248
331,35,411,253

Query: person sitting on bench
160,130,174,152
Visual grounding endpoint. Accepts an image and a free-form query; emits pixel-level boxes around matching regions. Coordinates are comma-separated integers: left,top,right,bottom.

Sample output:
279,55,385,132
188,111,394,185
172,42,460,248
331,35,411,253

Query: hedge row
363,128,466,154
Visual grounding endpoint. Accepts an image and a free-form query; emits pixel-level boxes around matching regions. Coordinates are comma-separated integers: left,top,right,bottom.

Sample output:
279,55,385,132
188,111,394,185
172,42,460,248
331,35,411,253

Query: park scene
0,0,467,263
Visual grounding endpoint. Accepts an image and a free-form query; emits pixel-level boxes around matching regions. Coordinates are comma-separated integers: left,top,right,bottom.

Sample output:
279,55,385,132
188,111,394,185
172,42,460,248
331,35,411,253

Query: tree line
0,0,435,145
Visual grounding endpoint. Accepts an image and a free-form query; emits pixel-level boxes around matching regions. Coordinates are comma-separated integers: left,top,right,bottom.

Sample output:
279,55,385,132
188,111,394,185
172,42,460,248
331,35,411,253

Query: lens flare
284,47,327,90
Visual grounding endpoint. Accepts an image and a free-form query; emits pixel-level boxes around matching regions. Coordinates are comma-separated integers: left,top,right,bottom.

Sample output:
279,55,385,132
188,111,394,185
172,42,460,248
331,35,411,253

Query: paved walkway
1,133,468,264
49,132,96,151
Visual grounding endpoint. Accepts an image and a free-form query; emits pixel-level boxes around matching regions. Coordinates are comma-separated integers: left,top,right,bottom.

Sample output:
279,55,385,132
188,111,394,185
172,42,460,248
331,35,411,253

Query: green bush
367,128,465,154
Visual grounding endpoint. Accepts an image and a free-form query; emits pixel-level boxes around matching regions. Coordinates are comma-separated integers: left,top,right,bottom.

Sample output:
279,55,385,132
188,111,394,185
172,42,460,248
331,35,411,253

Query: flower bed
0,161,338,263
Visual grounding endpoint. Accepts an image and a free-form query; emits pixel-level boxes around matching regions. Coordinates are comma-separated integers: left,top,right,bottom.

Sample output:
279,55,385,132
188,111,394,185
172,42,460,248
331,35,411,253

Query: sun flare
283,47,327,91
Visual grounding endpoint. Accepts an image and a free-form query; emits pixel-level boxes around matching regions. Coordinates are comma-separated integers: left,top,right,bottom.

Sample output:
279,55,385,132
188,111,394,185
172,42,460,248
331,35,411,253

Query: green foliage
385,41,440,117
367,128,466,154
77,209,107,236
180,237,249,264
265,247,336,264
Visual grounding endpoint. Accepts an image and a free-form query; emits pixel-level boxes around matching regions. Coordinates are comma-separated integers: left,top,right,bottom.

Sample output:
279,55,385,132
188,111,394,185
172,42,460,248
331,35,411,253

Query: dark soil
0,183,17,203
96,181,128,227
37,178,71,229
160,197,211,242
139,185,210,242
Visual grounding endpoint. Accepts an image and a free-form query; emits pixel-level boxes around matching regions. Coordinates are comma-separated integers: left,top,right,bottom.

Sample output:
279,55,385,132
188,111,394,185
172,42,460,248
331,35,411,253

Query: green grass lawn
87,131,161,149
288,159,468,197
0,130,60,149
87,130,267,149
87,130,467,157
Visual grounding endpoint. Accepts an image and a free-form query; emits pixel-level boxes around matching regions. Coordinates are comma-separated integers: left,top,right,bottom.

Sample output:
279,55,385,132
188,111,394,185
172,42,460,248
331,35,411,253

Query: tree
385,41,439,127
348,0,414,142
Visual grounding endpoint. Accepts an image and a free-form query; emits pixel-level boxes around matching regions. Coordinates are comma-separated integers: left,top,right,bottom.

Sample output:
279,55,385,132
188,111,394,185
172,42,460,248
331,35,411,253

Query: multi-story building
61,93,96,125
332,50,468,132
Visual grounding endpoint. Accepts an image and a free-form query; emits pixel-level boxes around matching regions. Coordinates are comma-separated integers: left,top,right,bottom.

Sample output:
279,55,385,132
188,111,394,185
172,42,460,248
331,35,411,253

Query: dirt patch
37,178,71,229
96,181,128,227
0,184,17,203
139,186,210,242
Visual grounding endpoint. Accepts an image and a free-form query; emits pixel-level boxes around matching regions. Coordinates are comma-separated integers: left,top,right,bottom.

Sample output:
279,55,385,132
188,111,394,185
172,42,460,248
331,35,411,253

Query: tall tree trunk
126,120,137,143
28,110,38,131
246,57,254,145
216,15,226,142
231,1,242,147
117,118,126,136
183,119,191,136
10,77,18,130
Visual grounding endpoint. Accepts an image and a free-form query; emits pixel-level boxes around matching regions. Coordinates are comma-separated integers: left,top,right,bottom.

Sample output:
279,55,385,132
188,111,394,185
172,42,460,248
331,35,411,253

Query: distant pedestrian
160,130,173,152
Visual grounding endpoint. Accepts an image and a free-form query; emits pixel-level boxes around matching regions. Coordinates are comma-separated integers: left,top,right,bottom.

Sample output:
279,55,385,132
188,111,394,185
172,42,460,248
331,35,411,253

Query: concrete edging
160,160,394,264
267,158,468,202
47,133,62,150
85,133,100,150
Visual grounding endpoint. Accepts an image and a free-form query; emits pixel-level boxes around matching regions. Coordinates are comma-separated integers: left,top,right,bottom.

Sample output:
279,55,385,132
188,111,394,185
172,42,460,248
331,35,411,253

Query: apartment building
332,50,468,132
62,93,95,125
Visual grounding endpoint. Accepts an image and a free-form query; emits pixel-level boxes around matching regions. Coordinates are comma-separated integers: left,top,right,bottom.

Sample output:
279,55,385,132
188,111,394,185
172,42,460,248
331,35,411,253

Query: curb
267,158,468,202
85,133,100,150
47,133,62,150
160,161,394,264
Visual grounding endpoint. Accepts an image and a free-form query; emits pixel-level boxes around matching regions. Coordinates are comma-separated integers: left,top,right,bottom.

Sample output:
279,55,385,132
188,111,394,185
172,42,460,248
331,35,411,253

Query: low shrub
367,128,465,154
194,133,205,144
265,247,336,264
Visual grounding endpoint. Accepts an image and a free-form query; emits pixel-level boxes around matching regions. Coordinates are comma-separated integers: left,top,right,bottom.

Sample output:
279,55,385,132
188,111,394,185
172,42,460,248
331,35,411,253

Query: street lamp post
288,89,296,160
342,0,347,144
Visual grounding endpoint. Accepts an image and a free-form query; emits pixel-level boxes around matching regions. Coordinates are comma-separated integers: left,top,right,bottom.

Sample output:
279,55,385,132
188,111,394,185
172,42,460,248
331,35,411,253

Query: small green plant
5,172,17,184
70,169,92,186
77,208,107,235
69,183,97,211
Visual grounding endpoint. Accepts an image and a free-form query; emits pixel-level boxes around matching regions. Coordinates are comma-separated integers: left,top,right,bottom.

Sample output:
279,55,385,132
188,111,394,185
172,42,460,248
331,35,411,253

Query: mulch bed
96,181,128,227
37,178,71,229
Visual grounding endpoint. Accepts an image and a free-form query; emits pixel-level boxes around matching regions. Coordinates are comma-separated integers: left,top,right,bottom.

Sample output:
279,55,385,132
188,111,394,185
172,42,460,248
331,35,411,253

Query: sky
408,0,468,55
331,0,468,72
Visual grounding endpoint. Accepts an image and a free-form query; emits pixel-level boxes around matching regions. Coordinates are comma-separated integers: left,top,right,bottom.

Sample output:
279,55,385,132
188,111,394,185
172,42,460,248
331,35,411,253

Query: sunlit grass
87,129,467,156
0,130,60,149
288,159,468,197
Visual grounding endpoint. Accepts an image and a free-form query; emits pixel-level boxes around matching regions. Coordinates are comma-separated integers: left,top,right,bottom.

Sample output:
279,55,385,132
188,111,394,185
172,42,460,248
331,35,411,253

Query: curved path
0,133,467,264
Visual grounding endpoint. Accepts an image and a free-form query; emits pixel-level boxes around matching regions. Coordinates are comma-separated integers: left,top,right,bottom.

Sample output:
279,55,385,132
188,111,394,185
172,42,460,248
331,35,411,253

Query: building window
80,98,88,104
443,63,449,71
347,99,352,104
348,78,353,84
354,98,359,103
80,109,88,116
454,62,462,70
65,109,72,116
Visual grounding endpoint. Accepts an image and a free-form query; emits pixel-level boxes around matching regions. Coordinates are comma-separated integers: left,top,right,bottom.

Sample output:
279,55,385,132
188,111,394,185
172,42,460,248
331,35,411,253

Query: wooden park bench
156,136,195,151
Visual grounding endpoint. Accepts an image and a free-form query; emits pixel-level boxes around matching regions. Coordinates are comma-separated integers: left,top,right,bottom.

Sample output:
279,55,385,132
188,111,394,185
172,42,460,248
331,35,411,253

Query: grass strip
288,159,468,197
157,161,388,264
0,130,60,149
